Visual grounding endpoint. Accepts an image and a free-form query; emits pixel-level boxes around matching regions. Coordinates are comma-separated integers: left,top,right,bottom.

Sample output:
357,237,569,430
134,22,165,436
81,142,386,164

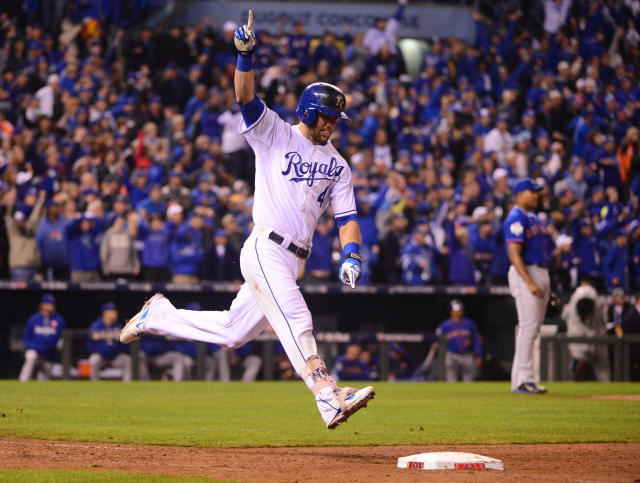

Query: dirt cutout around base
0,439,638,482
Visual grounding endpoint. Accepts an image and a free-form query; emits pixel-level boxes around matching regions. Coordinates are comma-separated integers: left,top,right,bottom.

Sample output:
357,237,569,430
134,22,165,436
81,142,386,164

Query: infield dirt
1,439,638,482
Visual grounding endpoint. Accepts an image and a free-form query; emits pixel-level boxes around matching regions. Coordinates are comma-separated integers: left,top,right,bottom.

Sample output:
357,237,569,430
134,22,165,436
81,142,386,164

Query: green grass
0,381,638,447
0,470,222,482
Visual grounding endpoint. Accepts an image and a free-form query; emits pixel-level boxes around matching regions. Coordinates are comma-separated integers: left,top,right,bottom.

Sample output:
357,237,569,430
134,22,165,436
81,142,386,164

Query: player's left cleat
513,382,547,394
327,385,375,430
119,293,165,344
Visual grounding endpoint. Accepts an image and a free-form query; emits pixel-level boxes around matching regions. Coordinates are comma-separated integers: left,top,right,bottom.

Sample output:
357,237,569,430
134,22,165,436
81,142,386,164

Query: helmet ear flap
304,108,316,125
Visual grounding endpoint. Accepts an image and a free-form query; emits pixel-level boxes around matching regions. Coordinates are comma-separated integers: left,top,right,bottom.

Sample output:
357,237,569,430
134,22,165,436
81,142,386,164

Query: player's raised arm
234,10,256,104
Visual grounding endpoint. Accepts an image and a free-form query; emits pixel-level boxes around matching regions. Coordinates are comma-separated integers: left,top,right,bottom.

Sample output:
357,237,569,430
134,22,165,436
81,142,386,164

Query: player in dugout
121,10,374,429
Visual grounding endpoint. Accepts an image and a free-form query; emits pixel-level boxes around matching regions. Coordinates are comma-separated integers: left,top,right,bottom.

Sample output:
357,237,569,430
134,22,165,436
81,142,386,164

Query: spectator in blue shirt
331,344,371,381
19,293,65,381
435,299,483,382
200,228,242,282
448,225,476,285
470,221,495,284
36,199,70,280
86,302,131,381
312,31,342,76
136,184,166,219
138,213,172,282
170,213,205,283
304,217,334,282
401,226,438,285
66,213,104,282
603,229,629,292
288,21,311,73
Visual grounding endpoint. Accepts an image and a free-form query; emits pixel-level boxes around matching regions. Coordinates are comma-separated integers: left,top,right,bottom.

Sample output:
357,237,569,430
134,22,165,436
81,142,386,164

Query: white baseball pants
508,265,550,391
444,352,476,382
19,349,53,381
88,352,132,381
142,228,316,388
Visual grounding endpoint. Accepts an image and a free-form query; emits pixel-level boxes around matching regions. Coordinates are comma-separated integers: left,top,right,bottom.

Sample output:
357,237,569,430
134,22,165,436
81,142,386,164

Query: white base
397,452,504,471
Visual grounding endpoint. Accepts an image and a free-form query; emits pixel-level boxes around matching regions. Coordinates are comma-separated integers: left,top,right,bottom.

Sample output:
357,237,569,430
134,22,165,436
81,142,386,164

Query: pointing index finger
247,10,254,31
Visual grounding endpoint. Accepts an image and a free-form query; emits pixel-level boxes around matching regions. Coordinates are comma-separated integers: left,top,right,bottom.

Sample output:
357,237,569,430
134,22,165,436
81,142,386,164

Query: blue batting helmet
296,82,349,125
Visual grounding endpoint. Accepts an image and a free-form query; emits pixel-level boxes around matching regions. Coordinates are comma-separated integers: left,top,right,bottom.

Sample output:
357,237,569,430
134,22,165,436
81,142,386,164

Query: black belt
268,231,310,259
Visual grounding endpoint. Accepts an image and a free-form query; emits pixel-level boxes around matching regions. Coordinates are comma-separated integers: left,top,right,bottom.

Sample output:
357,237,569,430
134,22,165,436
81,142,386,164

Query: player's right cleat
119,293,165,344
326,385,375,430
513,382,547,394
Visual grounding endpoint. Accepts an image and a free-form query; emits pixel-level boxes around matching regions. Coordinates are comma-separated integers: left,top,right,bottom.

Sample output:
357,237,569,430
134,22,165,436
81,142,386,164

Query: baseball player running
504,178,550,394
121,10,374,429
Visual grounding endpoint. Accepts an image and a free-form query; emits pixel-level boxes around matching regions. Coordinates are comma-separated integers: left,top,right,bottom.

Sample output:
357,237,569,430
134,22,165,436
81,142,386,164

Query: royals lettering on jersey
240,100,356,247
503,206,550,265
281,152,344,186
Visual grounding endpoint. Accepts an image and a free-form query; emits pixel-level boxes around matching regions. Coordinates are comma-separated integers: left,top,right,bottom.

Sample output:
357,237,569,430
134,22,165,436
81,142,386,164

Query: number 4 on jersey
317,186,329,208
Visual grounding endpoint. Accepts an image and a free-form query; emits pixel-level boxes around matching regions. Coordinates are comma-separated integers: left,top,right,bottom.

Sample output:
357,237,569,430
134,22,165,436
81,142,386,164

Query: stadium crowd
0,0,639,296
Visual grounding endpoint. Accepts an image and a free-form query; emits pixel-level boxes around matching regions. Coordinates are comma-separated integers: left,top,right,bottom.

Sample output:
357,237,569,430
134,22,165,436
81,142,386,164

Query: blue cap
101,301,117,312
168,169,181,177
591,185,604,193
114,194,129,203
214,228,227,238
149,95,161,104
577,218,591,228
616,228,628,237
513,178,543,195
41,293,55,305
81,188,98,197
185,302,201,311
25,186,38,196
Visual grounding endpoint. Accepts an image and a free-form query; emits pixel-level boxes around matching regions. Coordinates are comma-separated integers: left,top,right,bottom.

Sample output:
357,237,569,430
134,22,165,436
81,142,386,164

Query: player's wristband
343,242,360,259
236,53,253,72
344,252,362,264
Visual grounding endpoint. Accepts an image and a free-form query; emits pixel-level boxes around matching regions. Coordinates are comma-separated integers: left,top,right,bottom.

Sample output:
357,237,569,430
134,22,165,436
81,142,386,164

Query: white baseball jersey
239,101,356,248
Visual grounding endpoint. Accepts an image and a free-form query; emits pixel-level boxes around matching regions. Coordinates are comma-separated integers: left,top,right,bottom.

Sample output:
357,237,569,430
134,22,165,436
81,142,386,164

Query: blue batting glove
339,254,362,289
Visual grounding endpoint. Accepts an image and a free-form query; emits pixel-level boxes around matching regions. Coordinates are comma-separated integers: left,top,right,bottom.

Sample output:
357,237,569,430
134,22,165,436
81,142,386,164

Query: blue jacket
401,239,437,285
572,224,601,277
436,318,483,358
36,216,70,269
603,242,629,291
86,318,126,360
447,227,475,285
136,197,166,217
140,335,170,356
170,223,203,275
470,233,495,276
332,355,371,381
305,231,333,273
66,217,104,271
173,339,197,358
23,311,65,361
139,222,171,269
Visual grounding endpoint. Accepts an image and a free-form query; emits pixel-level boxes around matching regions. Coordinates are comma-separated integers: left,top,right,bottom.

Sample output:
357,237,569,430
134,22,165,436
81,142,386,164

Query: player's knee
24,349,38,362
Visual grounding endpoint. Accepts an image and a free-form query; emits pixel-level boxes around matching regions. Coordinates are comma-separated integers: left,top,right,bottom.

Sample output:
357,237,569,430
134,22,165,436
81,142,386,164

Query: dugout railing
55,329,640,382
56,329,444,381
539,334,640,382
